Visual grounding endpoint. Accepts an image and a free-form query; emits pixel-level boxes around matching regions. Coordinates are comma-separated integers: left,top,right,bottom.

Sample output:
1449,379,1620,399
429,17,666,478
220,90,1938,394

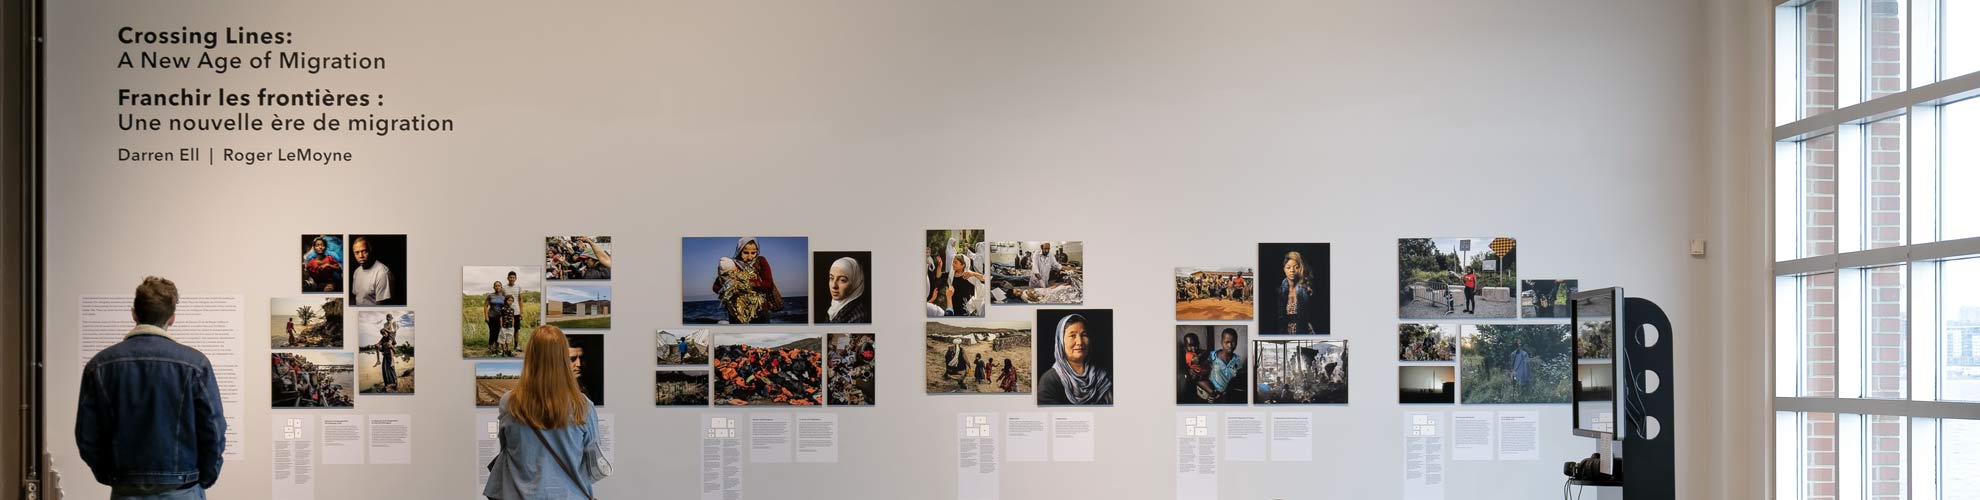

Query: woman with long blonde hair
484,325,610,500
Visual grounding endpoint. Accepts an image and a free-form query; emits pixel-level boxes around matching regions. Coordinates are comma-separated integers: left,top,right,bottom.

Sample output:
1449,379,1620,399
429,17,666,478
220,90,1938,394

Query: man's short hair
133,276,179,327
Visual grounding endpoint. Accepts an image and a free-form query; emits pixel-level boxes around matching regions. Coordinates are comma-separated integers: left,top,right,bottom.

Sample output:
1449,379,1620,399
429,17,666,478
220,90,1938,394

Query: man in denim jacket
76,277,226,499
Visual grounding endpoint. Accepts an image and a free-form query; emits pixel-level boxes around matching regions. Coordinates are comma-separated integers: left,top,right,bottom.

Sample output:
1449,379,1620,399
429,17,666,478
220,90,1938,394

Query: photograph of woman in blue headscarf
1035,309,1114,406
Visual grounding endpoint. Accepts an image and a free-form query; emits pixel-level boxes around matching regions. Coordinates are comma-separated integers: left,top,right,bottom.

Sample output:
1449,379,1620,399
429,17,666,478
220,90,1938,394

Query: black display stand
1617,297,1674,500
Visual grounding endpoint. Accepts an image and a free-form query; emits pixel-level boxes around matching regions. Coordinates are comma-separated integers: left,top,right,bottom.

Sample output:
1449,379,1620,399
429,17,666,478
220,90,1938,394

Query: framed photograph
711,333,823,405
1458,324,1571,404
813,251,872,324
356,310,414,394
347,234,408,307
271,351,355,408
1176,325,1247,405
1175,267,1254,321
1035,309,1114,406
473,361,523,407
301,234,344,293
1398,323,1457,362
924,230,987,318
925,320,1031,394
655,369,711,407
1399,366,1456,404
1252,339,1347,404
1257,243,1329,334
1398,237,1517,319
1520,279,1579,318
568,333,606,405
684,237,810,324
657,329,712,366
270,296,344,349
988,241,1084,305
461,266,543,358
544,284,612,330
827,333,877,406
545,236,613,280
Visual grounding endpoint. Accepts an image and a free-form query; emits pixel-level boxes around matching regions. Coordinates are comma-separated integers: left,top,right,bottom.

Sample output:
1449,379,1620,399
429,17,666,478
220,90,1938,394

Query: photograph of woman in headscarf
812,252,872,324
1258,243,1329,335
1036,309,1114,406
682,237,810,324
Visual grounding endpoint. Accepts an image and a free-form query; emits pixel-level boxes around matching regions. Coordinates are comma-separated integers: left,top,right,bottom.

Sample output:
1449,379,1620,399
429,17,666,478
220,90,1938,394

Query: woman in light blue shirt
485,325,610,500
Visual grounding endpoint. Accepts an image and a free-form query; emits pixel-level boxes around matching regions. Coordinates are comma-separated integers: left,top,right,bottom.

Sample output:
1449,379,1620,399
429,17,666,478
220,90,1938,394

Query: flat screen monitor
1571,287,1623,439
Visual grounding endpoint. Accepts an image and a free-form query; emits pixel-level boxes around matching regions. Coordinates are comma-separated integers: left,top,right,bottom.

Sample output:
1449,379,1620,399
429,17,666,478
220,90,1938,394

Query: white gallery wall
41,1,1771,499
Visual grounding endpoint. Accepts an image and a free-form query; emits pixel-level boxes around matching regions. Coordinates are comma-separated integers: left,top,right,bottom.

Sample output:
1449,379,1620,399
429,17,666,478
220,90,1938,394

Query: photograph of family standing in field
1459,324,1572,404
684,237,809,324
545,236,612,280
1398,237,1518,319
300,234,343,293
1258,243,1329,334
925,229,988,318
270,296,344,349
356,310,414,394
925,320,1032,394
988,241,1084,305
460,266,542,358
1175,267,1254,321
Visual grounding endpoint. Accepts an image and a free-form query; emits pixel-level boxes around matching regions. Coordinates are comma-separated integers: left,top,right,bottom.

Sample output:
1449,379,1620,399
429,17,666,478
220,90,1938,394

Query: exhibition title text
108,24,456,165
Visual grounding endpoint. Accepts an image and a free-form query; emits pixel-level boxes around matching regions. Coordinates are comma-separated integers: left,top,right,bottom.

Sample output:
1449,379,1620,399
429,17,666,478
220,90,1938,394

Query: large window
1773,1,1980,499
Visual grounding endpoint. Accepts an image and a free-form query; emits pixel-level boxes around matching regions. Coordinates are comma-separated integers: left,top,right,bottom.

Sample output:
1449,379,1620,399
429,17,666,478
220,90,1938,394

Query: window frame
1771,0,1980,499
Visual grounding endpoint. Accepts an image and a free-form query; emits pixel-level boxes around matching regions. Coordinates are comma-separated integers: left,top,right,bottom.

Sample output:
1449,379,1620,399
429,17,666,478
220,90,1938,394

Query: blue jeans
110,485,204,500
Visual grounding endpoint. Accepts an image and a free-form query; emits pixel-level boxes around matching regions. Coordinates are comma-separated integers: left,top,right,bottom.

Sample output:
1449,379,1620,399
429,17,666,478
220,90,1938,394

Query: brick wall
1866,0,1904,100
1803,134,1838,258
1805,272,1839,398
1865,267,1908,400
1864,2,1908,497
1804,0,1839,117
1804,412,1840,500
1867,415,1907,500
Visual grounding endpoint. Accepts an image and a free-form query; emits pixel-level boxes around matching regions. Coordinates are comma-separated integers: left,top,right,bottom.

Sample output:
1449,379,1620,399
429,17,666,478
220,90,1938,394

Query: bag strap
530,425,596,500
